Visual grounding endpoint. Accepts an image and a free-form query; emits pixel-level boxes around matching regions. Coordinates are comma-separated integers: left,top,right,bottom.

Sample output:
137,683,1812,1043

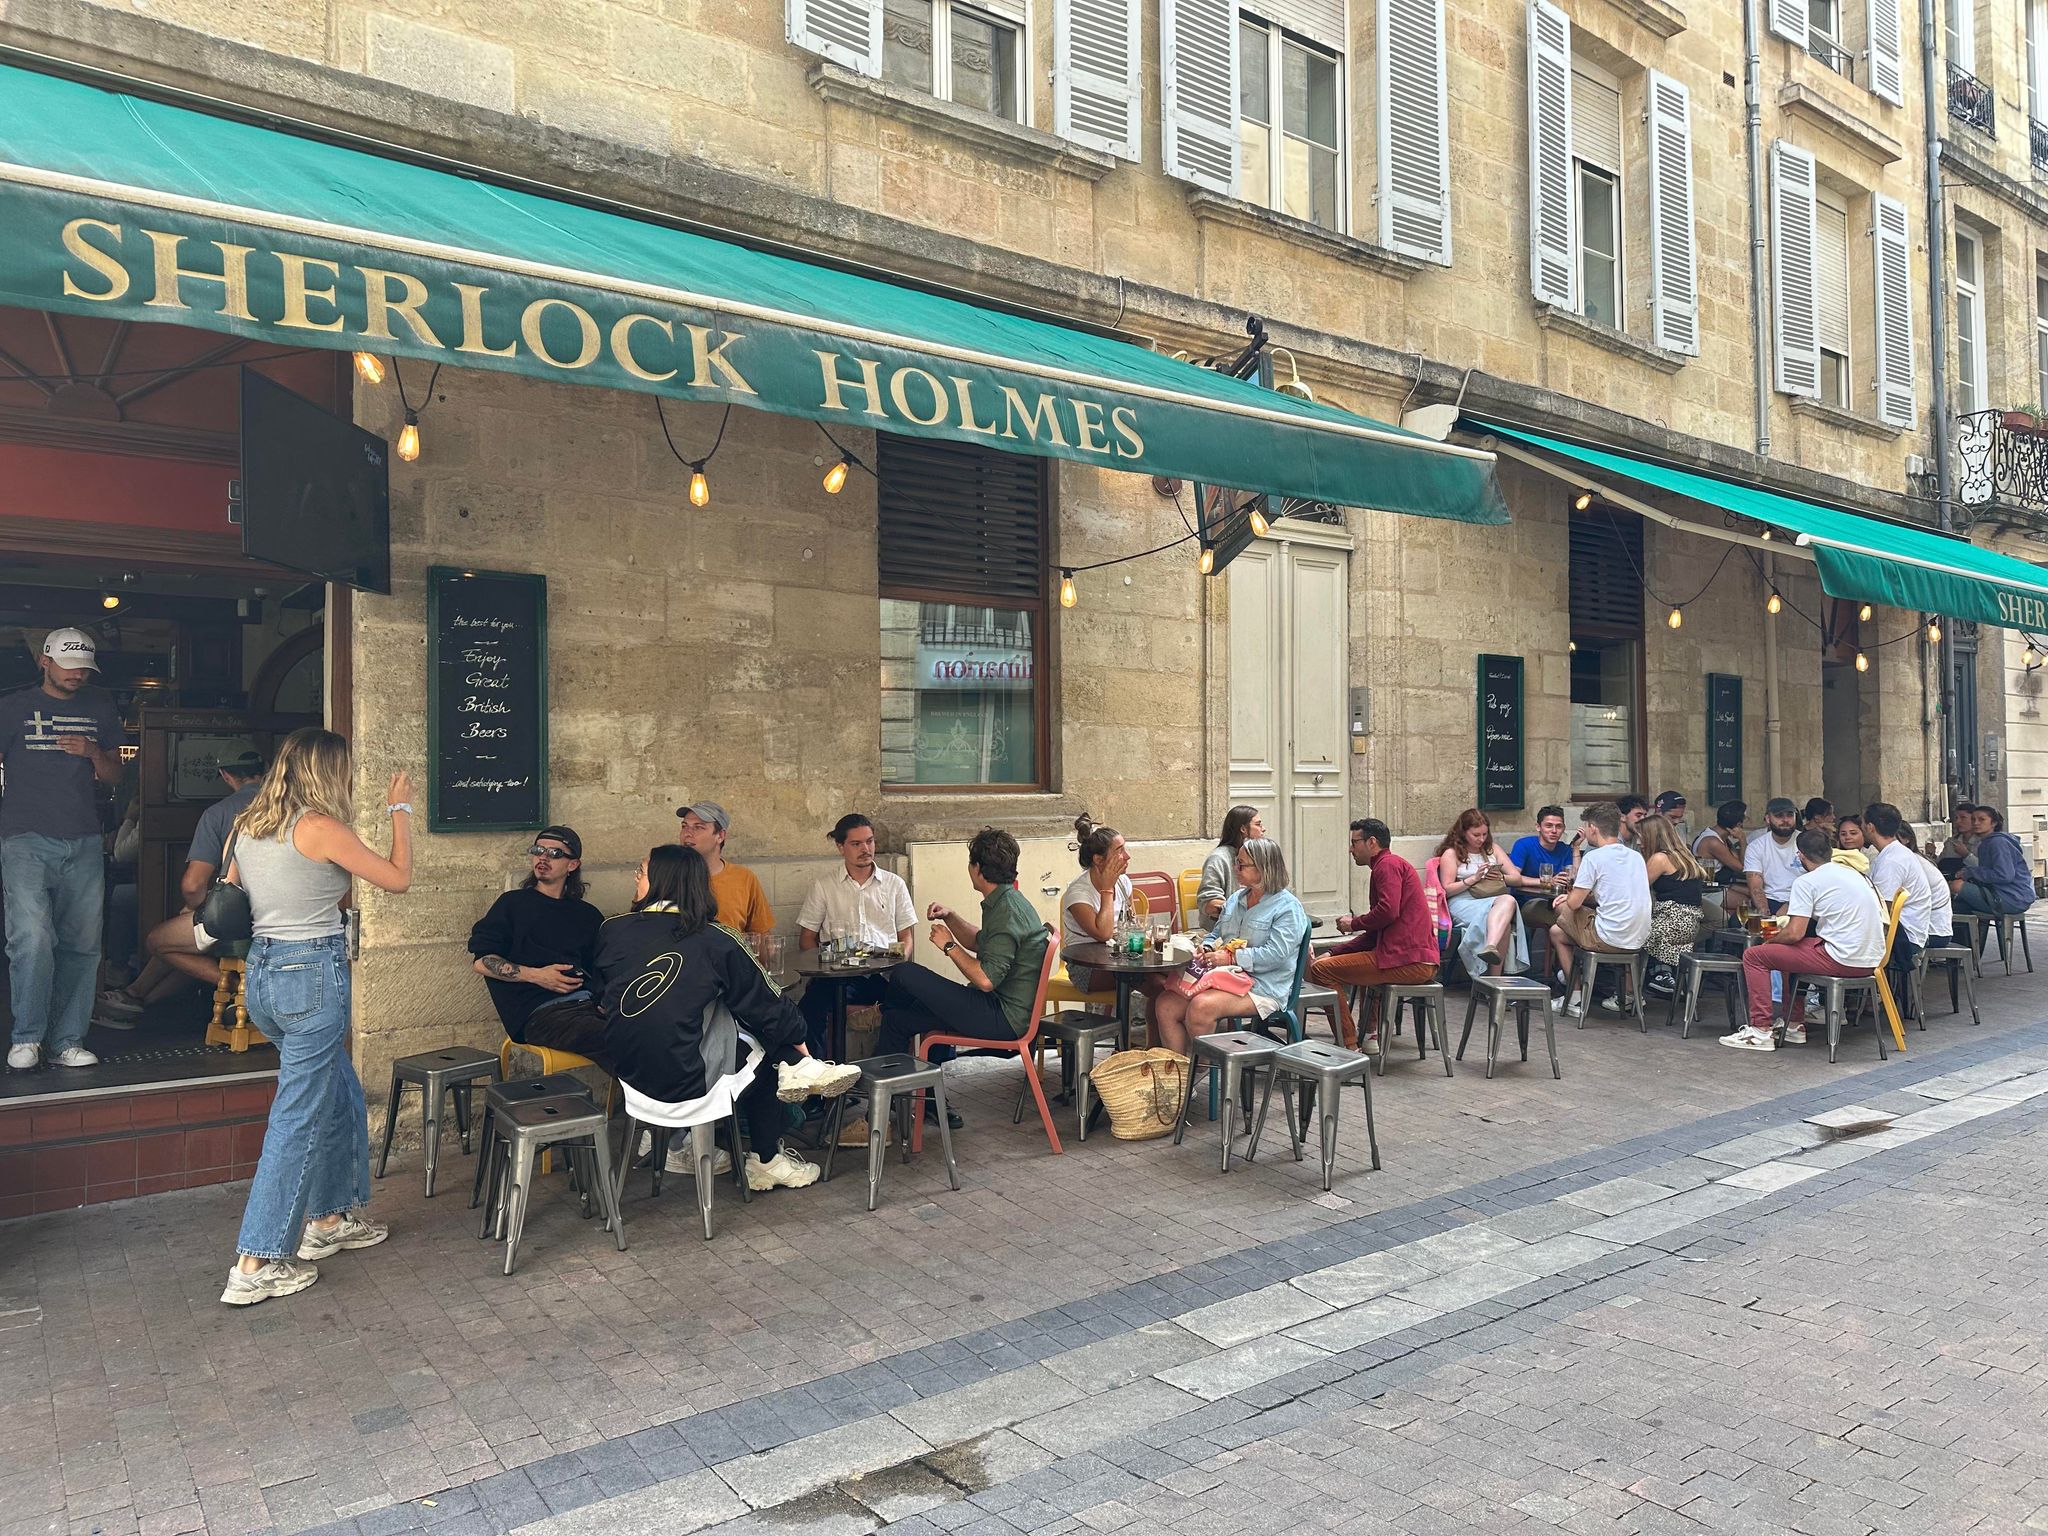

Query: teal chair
1206,929,1313,1120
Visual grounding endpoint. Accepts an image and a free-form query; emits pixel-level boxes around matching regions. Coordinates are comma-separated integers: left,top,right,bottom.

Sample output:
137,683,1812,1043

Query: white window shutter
1868,0,1904,105
1766,0,1808,46
1645,70,1699,356
1161,0,1238,194
1526,0,1576,307
1055,0,1143,160
1770,140,1821,399
787,0,883,76
1873,193,1917,428
1377,0,1451,263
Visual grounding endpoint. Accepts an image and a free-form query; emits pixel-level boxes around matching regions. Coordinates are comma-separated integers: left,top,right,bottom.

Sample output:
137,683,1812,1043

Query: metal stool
1030,1010,1126,1140
1296,983,1343,1041
1246,1040,1381,1191
1921,942,1982,1026
1573,950,1647,1032
1173,1031,1281,1171
1990,911,2035,974
1373,982,1452,1077
1950,914,1989,975
1816,974,1886,1063
1667,951,1746,1038
483,1096,625,1275
1457,976,1558,1080
375,1046,500,1197
470,1072,591,1213
822,1054,959,1211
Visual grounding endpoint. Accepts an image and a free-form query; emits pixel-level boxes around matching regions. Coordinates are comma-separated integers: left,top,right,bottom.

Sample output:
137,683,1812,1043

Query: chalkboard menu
1706,673,1742,805
1476,653,1525,811
428,567,549,833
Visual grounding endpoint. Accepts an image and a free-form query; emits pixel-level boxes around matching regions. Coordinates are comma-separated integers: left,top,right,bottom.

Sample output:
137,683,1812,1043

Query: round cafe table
792,948,907,1062
1060,941,1187,1051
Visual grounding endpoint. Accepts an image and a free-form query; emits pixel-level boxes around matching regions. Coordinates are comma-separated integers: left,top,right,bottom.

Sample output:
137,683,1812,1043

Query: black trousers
798,973,887,1056
521,998,614,1069
878,962,1019,1061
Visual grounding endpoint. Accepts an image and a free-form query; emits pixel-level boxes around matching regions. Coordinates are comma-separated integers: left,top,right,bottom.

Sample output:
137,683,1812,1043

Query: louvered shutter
1161,0,1238,193
787,0,883,76
1569,512,1645,630
1377,0,1451,264
1766,0,1807,45
1526,0,1576,307
1873,193,1917,429
1571,69,1621,172
1055,0,1142,160
1770,141,1820,399
1645,70,1699,356
1868,0,1904,106
878,436,1046,603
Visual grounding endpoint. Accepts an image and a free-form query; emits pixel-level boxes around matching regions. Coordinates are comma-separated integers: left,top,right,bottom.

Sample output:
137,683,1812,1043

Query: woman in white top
219,728,413,1308
1061,813,1161,1004
1196,805,1263,926
1434,809,1529,979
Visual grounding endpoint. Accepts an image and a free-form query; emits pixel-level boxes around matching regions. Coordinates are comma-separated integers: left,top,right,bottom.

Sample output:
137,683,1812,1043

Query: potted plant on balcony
2003,403,2048,436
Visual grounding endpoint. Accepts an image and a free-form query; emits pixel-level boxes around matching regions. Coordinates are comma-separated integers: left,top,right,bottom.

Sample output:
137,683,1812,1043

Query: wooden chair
204,947,258,1051
916,926,1065,1155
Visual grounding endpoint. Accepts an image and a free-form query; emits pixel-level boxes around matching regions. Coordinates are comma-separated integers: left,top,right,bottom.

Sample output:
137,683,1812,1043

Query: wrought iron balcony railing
1957,409,2048,511
1950,60,1995,135
1806,34,1854,81
2033,116,2048,174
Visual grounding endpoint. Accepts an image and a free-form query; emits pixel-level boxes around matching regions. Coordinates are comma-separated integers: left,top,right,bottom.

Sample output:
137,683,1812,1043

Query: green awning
0,63,1502,523
1492,425,2048,631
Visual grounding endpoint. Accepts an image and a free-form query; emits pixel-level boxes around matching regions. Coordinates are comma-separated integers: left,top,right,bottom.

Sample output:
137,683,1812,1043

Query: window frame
1569,60,1624,329
1237,11,1347,233
1815,190,1852,410
881,0,1030,125
1955,224,1988,414
2036,257,2048,406
1566,510,1646,802
1944,0,1974,74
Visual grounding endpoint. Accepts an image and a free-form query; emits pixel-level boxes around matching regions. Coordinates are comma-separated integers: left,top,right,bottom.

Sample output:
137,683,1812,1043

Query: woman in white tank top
219,728,413,1308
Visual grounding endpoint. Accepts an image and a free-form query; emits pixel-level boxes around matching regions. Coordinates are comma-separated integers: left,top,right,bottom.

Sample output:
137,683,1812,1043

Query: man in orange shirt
677,800,774,934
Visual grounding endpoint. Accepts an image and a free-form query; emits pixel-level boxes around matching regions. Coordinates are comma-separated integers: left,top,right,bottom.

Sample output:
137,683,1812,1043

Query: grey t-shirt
188,782,260,870
0,684,123,840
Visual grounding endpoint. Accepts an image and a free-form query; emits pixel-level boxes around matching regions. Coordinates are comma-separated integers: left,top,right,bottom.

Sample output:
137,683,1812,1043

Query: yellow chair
205,954,260,1052
498,1039,617,1172
1178,868,1204,931
1045,966,1117,1012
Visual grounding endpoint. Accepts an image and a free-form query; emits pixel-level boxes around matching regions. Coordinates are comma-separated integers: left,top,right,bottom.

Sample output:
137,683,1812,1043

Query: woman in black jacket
596,845,858,1191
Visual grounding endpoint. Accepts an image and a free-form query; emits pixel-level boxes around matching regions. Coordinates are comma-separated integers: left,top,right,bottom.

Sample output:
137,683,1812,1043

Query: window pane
1280,40,1339,147
1580,168,1617,258
1807,0,1838,39
1958,290,1980,412
883,0,935,93
1240,20,1271,124
1569,637,1638,797
1304,49,1339,146
1240,119,1272,206
1956,231,1978,284
1281,41,1308,137
1821,349,1850,409
1578,166,1619,327
2037,321,2048,405
951,9,1019,119
881,599,1038,786
1280,136,1339,229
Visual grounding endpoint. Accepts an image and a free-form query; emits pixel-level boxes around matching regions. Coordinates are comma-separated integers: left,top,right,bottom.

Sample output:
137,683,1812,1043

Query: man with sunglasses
468,825,606,1050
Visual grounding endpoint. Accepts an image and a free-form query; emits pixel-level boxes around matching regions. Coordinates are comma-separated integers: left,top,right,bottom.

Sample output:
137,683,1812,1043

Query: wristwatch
943,939,959,955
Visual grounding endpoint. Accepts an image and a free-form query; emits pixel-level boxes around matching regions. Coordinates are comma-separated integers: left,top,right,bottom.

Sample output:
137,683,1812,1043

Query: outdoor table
1061,941,1188,1132
793,949,907,1063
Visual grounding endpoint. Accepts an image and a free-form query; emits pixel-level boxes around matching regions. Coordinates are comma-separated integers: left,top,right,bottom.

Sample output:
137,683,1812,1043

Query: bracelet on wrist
387,802,413,816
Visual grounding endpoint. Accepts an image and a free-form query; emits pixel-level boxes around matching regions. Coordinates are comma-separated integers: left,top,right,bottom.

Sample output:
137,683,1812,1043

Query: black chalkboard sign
1706,673,1742,805
1476,653,1524,811
428,567,549,832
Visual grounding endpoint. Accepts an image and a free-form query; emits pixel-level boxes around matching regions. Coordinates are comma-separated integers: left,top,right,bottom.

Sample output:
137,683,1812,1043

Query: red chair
915,926,1064,1155
1129,870,1181,933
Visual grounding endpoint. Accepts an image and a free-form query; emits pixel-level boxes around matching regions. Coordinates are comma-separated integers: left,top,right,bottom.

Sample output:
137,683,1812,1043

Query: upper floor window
1237,16,1343,230
1571,63,1624,329
1956,225,1987,414
1806,0,1851,77
1764,0,1902,104
882,0,1024,120
1816,192,1852,408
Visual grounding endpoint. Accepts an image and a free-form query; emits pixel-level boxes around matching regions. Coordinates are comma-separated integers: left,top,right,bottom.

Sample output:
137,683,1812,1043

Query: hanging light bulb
396,410,421,462
822,454,851,494
1766,591,1782,615
100,593,120,611
1667,606,1683,630
1854,650,1870,672
1059,570,1078,609
1926,617,1942,644
1248,506,1271,538
352,351,385,385
1198,545,1215,575
689,462,710,507
1573,490,1594,512
2028,644,2043,669
1858,603,1873,622
1759,529,1772,540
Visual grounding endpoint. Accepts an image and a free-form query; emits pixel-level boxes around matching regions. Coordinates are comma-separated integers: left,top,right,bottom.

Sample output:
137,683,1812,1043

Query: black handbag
194,828,254,945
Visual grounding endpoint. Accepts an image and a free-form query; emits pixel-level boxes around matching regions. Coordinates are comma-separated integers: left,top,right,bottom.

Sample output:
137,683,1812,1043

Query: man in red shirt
1308,818,1439,1052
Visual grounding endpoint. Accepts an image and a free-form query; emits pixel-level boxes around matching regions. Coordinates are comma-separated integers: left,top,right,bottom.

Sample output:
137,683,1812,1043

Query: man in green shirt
878,827,1050,1128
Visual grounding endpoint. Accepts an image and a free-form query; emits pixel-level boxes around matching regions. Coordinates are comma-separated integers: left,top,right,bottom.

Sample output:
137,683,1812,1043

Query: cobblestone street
10,973,2048,1536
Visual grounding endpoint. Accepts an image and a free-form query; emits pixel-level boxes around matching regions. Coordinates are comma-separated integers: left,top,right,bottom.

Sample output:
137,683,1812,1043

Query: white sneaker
663,1142,734,1176
6,1043,39,1071
53,1046,99,1068
1597,994,1627,1014
1564,992,1586,1017
220,1258,320,1306
1781,1022,1808,1046
1719,1026,1777,1053
94,989,144,1019
745,1149,822,1191
777,1056,861,1102
297,1212,390,1261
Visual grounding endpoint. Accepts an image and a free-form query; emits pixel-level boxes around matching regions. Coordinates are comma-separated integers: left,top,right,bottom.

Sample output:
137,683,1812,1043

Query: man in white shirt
796,813,917,1052
1742,797,1802,914
1863,803,1929,999
1549,802,1652,1014
1728,828,1885,1052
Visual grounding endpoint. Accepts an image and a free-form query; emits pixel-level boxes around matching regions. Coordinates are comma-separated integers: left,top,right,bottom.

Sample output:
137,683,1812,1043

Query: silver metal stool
1921,942,1982,1026
1573,950,1647,1032
1457,976,1558,1079
476,1083,599,1240
1950,913,1989,975
611,1106,751,1241
1373,982,1452,1077
483,1096,625,1274
376,1046,500,1197
1296,983,1342,1041
1246,1040,1381,1191
1817,974,1886,1063
1173,1030,1281,1171
1990,911,2034,974
1666,951,1746,1038
821,1054,959,1211
1030,1010,1125,1140
470,1072,590,1213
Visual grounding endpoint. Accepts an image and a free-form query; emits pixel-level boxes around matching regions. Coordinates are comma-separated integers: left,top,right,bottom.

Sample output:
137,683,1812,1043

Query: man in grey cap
677,799,775,935
2,627,124,1070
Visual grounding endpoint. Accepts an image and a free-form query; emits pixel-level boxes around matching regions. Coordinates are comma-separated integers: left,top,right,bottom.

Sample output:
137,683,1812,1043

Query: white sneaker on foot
52,1046,98,1068
777,1056,861,1102
745,1149,821,1190
220,1258,320,1306
6,1043,39,1071
1781,1021,1808,1046
1564,992,1586,1017
297,1212,390,1261
663,1142,734,1176
1719,1025,1777,1053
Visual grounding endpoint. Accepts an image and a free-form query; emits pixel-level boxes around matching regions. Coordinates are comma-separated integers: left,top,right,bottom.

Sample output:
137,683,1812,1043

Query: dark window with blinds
878,435,1047,789
1568,510,1644,799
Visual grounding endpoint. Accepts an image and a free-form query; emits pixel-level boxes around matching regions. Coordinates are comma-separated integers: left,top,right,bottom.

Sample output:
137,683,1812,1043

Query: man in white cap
2,628,124,1069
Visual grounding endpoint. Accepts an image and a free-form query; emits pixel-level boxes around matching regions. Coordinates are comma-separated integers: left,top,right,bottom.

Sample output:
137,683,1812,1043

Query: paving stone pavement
7,965,2048,1536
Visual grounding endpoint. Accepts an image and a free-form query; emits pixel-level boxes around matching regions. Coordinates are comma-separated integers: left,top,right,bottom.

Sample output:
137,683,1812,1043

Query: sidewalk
4,970,2045,1536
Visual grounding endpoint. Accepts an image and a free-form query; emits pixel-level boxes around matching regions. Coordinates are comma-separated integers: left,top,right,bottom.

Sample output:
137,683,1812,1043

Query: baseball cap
1654,790,1687,813
534,825,581,859
675,801,730,832
1765,796,1798,816
41,628,98,671
213,750,268,777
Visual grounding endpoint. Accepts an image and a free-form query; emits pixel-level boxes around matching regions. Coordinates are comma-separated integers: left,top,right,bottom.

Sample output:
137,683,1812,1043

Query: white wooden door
1227,523,1351,918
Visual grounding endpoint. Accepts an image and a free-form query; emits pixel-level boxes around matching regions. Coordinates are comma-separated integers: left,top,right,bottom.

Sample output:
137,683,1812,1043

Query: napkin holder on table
1164,934,1197,964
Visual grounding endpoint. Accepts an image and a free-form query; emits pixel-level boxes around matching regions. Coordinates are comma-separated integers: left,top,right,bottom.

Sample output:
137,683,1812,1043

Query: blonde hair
236,727,354,841
1636,813,1705,883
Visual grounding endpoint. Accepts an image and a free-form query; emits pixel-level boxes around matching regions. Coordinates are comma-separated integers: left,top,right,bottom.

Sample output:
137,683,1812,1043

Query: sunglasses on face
527,845,572,860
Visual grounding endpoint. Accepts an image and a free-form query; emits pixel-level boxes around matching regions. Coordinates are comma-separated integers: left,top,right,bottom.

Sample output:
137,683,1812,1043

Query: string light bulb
396,410,420,463
352,351,385,385
823,455,851,494
689,462,710,507
1766,591,1782,615
1573,490,1594,511
1059,570,1078,609
1760,529,1772,540
1666,606,1683,630
1858,603,1873,621
100,593,120,610
1854,650,1870,672
1248,506,1271,538
2027,644,2042,669
1926,617,1942,644
1198,545,1215,575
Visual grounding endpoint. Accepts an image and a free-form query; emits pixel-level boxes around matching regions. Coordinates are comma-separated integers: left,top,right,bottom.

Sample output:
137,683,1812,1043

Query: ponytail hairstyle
635,844,717,939
1073,812,1121,870
235,727,352,842
1218,804,1260,851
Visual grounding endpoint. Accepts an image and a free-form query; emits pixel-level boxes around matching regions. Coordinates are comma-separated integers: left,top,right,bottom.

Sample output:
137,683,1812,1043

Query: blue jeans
235,934,369,1260
2,833,104,1051
1955,881,2030,918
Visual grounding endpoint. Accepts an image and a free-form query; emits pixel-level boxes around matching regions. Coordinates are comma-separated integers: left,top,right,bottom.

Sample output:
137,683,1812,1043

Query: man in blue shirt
1509,806,1575,953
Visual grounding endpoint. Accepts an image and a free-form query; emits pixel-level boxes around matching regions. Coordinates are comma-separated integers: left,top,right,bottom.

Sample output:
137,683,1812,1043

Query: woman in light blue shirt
1149,838,1308,1054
